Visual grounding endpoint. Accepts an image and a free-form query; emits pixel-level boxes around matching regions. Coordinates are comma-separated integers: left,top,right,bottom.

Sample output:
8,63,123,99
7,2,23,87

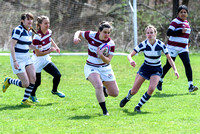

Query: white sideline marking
0,53,128,56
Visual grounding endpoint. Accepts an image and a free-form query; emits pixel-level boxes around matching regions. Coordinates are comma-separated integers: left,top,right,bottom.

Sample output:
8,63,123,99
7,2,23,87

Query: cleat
103,86,108,97
30,96,39,103
2,77,10,93
51,91,65,98
157,81,163,91
120,97,129,107
134,106,141,113
103,112,109,116
21,99,35,106
189,85,198,92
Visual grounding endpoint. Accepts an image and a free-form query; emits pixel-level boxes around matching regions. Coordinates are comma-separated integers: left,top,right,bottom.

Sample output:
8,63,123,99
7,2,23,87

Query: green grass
0,53,200,133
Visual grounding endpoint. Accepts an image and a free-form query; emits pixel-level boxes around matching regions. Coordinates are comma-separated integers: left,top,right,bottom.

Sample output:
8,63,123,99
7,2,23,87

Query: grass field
0,53,200,133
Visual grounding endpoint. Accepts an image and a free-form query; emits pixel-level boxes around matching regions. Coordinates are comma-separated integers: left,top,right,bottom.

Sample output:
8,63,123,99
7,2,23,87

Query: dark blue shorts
137,63,163,80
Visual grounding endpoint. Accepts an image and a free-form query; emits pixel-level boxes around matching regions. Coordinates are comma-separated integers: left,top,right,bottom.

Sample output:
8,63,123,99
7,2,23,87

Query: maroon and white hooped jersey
167,17,191,48
33,29,52,53
82,31,115,66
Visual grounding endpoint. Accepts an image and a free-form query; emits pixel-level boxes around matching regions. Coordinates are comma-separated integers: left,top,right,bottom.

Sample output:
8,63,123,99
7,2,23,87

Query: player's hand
14,61,19,70
182,25,187,33
49,47,56,52
97,47,104,57
130,61,136,67
73,38,81,44
55,47,60,53
174,70,179,79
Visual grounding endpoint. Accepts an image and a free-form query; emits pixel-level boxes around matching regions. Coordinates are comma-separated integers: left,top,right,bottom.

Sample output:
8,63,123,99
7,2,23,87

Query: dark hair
177,5,188,14
98,21,113,32
21,13,34,23
20,13,34,31
36,15,49,30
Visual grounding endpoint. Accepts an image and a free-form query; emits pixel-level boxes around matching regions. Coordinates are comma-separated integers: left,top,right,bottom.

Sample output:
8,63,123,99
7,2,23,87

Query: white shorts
32,54,52,73
84,64,116,81
167,45,189,57
10,52,33,74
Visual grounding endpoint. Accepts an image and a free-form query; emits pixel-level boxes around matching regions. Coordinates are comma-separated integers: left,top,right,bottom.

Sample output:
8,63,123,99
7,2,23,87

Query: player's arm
166,54,179,79
51,38,60,53
127,50,137,67
35,47,56,56
167,29,182,36
97,47,112,64
73,31,83,44
29,44,41,50
10,39,19,69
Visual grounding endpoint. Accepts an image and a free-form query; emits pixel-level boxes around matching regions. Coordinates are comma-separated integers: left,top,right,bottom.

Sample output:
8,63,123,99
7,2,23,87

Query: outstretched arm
128,50,137,67
166,54,179,79
73,31,83,44
51,38,60,53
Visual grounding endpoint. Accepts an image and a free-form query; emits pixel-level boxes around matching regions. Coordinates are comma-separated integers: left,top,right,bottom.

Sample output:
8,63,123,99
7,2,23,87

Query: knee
22,82,30,88
54,72,61,78
109,90,119,97
95,84,103,90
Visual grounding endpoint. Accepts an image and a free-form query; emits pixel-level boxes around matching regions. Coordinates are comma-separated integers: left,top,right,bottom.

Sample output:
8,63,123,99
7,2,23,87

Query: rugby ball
98,43,110,57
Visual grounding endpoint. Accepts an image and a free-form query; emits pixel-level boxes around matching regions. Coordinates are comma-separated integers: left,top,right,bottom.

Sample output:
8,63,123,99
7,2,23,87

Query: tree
172,0,179,19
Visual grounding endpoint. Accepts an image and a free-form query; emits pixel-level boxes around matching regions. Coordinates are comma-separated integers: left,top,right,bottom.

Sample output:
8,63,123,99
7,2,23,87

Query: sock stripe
22,83,35,101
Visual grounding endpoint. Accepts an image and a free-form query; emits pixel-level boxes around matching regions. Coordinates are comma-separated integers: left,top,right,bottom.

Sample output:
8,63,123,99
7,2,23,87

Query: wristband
13,60,17,62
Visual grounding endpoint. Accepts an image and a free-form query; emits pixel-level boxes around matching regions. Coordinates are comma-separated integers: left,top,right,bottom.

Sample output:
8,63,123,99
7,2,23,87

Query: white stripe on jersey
12,25,32,54
82,31,115,65
169,36,189,44
134,39,168,66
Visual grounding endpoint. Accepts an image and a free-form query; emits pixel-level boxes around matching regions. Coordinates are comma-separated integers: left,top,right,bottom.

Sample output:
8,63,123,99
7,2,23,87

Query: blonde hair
36,15,49,30
145,24,157,35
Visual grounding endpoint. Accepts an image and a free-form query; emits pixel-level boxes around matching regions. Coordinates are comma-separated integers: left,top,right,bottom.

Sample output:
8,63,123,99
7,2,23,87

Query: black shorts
137,63,163,80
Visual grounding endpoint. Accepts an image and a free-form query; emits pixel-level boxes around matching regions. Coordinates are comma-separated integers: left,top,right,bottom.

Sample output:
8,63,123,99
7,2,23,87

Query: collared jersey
134,39,168,66
32,29,52,53
167,17,191,48
82,31,115,66
11,25,32,54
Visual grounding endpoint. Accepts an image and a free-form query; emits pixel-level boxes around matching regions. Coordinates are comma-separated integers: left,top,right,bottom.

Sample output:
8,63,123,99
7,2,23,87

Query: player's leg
19,64,36,104
157,56,176,91
120,74,145,108
103,81,118,97
30,73,41,102
88,73,109,115
43,62,65,98
179,52,198,92
135,75,160,112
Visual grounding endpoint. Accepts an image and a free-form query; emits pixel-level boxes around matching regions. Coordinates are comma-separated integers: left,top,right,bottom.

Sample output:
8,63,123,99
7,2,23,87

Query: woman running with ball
73,21,119,116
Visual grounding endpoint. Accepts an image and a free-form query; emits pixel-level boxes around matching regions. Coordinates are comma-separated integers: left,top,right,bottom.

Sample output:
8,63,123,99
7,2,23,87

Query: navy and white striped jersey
134,39,168,66
11,25,32,54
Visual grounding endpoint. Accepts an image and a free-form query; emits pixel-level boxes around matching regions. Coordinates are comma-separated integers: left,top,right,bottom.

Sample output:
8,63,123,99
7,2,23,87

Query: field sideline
0,53,200,133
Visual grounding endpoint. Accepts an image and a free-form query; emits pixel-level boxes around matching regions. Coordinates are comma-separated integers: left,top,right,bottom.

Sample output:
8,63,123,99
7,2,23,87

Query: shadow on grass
0,104,31,111
0,103,54,111
122,109,150,116
36,103,54,107
153,91,196,98
68,115,93,120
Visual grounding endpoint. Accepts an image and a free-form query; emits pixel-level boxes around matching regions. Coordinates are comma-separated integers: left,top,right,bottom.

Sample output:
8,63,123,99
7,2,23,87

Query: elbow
105,60,110,64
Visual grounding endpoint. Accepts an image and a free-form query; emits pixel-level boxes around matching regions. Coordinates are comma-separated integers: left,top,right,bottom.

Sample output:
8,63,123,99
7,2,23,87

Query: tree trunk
172,0,179,19
49,0,60,27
